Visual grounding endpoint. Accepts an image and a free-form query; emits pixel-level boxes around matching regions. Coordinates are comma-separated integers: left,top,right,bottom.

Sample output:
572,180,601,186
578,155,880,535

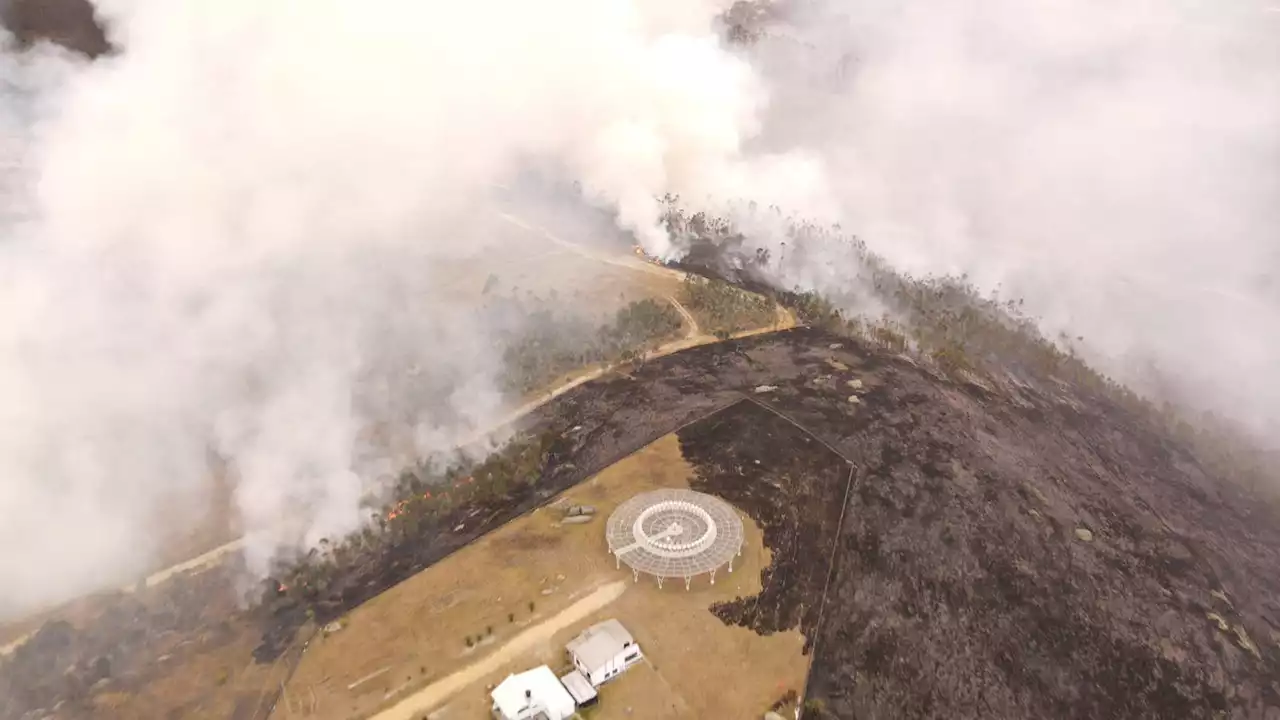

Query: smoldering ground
1,0,1278,623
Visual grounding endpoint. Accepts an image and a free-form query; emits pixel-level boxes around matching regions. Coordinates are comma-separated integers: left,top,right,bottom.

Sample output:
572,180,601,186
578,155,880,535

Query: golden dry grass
276,434,809,720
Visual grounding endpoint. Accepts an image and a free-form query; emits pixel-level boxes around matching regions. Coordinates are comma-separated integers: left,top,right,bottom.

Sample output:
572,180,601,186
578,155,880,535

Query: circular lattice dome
606,488,744,589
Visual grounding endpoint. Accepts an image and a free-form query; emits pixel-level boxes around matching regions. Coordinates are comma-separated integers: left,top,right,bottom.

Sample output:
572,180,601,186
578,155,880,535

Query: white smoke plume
1,0,1278,621
736,0,1280,437
0,0,799,619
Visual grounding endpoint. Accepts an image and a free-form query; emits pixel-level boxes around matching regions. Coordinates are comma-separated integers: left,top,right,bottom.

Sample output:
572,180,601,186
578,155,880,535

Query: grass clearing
276,434,809,720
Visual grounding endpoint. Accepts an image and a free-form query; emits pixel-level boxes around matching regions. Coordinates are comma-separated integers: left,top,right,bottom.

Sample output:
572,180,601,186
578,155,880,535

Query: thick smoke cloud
0,0,802,619
1,0,1277,620
736,0,1280,436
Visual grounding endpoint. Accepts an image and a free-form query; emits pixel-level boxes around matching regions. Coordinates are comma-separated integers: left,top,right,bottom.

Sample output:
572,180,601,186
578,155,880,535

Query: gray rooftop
559,669,597,705
565,619,635,670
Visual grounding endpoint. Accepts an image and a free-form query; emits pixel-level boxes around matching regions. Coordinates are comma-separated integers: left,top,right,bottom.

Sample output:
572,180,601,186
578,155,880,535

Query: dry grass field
275,434,809,720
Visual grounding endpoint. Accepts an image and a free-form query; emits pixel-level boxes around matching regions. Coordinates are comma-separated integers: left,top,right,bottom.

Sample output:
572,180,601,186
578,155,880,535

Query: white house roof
491,665,575,718
565,619,635,670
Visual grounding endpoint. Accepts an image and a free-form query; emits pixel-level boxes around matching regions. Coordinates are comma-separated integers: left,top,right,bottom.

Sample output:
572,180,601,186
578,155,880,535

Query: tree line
488,293,684,396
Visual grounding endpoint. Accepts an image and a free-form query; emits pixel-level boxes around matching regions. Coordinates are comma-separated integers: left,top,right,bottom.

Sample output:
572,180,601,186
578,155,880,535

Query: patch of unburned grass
279,434,809,720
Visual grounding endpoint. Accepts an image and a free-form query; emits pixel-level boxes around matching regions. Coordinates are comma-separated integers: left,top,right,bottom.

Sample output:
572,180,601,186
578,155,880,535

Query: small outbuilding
558,668,598,707
565,618,643,687
490,665,577,720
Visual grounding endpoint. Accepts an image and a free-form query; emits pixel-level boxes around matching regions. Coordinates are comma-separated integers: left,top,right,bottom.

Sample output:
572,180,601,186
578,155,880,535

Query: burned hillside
218,326,1280,719
2,327,1278,719
663,204,1280,503
373,326,1280,719
678,399,852,646
745,334,1280,719
583,329,1280,719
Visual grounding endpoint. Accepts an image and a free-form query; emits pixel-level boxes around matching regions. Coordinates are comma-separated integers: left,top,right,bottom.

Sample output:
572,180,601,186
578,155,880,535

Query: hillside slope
526,328,1280,719
262,328,1280,719
1,329,1277,719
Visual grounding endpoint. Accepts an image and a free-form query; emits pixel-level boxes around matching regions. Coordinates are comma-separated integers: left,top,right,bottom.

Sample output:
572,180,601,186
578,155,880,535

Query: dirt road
665,294,700,336
369,580,629,720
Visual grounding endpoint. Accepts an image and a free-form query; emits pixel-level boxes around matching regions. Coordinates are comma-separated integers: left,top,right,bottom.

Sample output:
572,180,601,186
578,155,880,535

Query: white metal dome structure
606,488,744,590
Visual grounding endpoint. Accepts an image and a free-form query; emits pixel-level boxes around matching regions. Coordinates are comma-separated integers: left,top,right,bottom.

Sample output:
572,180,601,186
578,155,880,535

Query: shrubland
487,293,684,396
677,275,778,339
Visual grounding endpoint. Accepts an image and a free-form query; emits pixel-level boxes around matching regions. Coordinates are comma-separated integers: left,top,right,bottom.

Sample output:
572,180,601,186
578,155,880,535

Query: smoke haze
1,0,1278,618
741,0,1280,433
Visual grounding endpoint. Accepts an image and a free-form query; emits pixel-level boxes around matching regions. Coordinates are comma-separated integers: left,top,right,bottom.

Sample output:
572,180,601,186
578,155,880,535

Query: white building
565,618,643,687
490,665,577,720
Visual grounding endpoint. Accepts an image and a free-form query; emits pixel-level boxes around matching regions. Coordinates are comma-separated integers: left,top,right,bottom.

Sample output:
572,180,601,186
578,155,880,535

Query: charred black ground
272,327,1280,720
679,399,851,647
264,327,1280,720
3,327,1279,719
754,334,1280,719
